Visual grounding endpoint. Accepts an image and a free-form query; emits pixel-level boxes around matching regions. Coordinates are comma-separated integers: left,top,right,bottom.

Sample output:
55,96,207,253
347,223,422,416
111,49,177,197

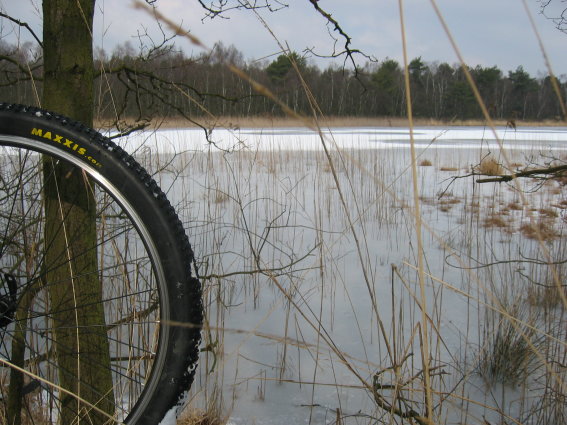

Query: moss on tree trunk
40,0,114,422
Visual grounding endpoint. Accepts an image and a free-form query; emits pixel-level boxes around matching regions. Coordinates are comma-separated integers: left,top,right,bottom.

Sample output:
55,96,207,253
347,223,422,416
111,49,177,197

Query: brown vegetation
506,201,523,211
483,214,511,230
178,410,226,425
437,195,461,212
477,157,503,176
520,219,559,240
527,285,567,309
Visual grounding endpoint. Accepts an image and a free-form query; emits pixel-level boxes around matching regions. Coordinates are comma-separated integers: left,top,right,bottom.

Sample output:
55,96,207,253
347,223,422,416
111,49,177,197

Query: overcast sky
1,0,566,77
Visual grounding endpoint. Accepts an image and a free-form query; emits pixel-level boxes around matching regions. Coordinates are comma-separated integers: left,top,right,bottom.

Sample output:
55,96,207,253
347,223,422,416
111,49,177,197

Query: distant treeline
1,41,565,122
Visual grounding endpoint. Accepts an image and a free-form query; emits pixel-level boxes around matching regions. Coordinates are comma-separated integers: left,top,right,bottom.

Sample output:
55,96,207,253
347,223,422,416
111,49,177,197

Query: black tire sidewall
0,106,202,424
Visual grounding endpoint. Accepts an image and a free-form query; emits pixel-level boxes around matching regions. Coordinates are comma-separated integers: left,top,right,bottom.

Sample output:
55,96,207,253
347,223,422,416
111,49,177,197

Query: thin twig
0,12,43,47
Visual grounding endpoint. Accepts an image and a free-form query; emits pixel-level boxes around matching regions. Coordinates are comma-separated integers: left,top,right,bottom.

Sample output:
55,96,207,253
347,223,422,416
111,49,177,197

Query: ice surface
129,125,567,425
114,125,567,153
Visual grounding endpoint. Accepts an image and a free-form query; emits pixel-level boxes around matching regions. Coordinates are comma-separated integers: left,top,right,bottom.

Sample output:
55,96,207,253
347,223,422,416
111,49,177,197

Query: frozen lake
120,125,567,153
118,125,567,425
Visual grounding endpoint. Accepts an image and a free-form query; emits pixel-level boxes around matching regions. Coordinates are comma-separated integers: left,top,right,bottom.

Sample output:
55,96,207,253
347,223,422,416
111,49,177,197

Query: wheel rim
0,137,170,424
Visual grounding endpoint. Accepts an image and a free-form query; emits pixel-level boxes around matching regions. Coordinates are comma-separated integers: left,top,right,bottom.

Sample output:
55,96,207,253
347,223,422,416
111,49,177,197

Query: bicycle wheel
0,103,202,424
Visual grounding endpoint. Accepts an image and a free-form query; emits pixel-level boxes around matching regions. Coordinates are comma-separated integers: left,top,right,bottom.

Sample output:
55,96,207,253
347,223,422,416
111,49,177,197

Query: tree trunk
41,0,114,422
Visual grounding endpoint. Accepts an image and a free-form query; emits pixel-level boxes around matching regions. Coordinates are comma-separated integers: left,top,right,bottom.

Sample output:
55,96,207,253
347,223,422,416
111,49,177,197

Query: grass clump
520,219,559,240
483,214,511,230
477,157,503,176
477,299,544,385
506,201,523,211
178,410,227,425
527,285,567,309
437,194,461,212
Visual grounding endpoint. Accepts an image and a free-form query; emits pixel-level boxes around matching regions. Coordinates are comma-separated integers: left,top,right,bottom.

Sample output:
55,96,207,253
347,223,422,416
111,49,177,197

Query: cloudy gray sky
1,0,566,77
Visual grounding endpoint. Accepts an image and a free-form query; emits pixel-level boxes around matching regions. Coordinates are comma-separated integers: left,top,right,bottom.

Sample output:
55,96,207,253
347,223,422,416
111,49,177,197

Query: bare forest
1,40,565,125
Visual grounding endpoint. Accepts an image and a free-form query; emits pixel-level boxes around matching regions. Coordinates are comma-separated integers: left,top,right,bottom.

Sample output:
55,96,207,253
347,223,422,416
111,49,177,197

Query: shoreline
96,116,567,131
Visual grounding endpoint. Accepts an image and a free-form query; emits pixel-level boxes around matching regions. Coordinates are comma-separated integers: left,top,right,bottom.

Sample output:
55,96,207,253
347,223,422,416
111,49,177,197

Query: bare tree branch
305,0,374,75
538,0,567,34
0,12,43,47
0,55,42,81
476,164,567,183
446,253,567,271
196,0,288,20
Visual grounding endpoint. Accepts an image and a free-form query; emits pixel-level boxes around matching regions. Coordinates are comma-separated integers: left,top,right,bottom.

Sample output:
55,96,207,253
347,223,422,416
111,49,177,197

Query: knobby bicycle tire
0,103,202,424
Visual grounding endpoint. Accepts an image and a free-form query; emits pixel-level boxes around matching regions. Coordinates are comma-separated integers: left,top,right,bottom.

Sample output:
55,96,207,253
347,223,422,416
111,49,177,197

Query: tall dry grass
1,2,565,424
1,1,555,424
129,133,564,425
129,1,567,423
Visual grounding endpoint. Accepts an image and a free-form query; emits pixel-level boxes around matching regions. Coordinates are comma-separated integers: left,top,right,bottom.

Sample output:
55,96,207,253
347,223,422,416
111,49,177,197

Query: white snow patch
113,125,567,154
157,407,178,425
